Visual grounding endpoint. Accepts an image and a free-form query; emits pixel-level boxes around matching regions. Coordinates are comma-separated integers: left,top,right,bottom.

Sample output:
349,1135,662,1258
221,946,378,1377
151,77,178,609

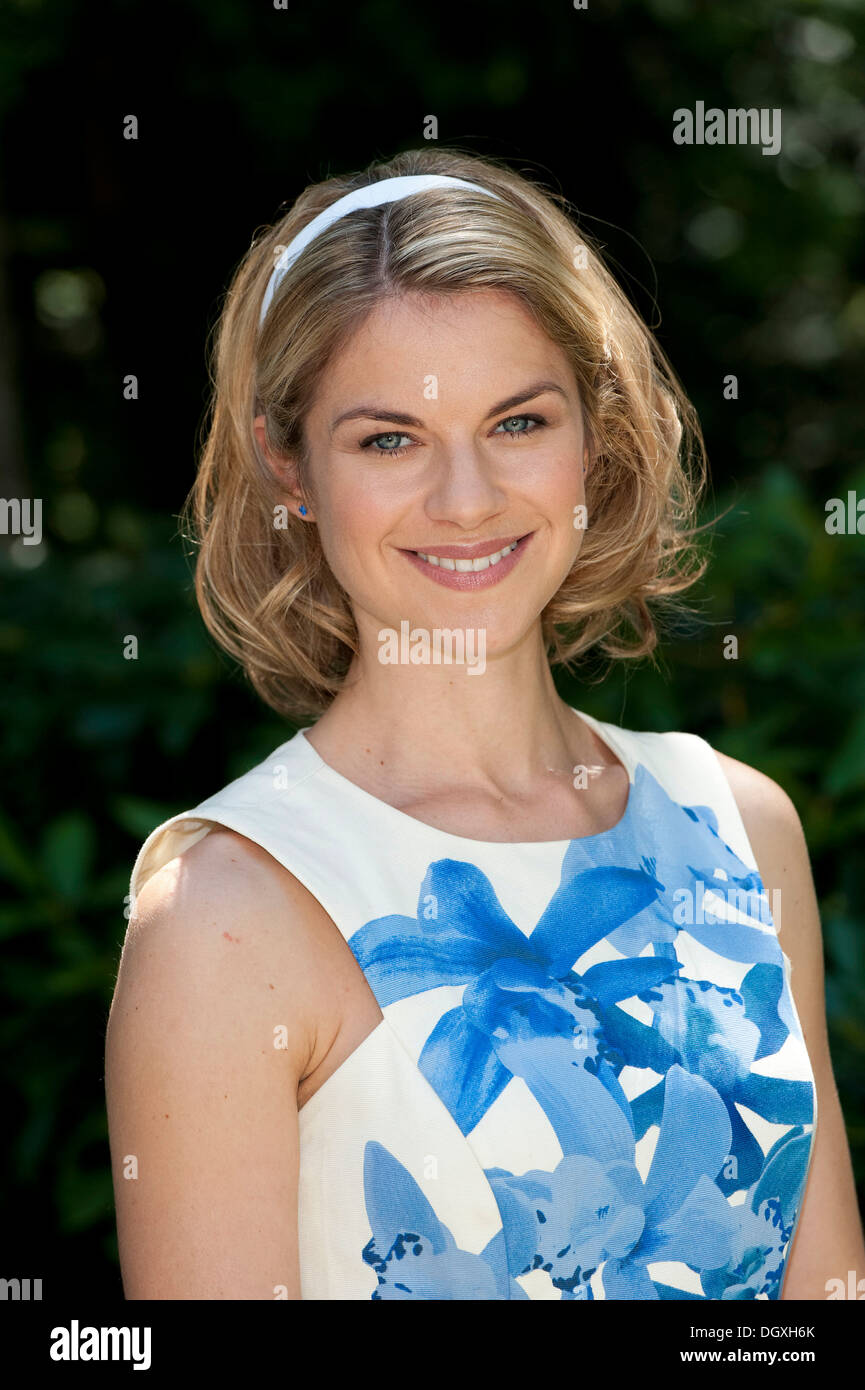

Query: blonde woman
105,148,864,1300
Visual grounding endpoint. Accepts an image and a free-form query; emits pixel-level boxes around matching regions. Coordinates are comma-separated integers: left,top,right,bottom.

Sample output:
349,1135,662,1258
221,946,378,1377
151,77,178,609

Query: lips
415,539,519,573
409,534,525,561
400,532,533,591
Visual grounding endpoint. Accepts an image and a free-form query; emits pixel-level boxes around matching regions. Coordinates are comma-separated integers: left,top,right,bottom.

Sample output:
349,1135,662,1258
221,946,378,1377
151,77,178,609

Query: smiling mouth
413,539,521,573
399,532,534,589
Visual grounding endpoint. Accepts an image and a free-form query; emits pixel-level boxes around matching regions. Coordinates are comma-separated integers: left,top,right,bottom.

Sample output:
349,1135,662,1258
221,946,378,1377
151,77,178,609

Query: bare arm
105,828,320,1300
715,750,865,1299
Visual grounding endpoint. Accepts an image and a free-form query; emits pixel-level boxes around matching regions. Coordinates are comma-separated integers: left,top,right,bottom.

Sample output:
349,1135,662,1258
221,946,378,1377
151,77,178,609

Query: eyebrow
329,378,570,435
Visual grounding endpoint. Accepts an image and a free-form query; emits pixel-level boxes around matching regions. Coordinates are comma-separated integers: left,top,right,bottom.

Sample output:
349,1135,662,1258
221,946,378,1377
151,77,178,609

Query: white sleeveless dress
129,709,817,1301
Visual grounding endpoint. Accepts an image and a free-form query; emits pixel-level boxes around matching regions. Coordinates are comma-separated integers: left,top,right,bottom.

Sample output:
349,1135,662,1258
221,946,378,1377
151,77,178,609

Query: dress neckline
295,707,639,850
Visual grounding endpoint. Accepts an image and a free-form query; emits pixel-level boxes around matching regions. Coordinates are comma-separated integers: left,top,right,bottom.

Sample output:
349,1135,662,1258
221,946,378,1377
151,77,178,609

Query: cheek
538,453,586,530
315,475,395,581
537,458,587,572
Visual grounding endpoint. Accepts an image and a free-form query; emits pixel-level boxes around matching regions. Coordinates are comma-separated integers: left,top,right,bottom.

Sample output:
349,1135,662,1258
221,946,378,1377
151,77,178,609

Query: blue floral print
631,966,814,1194
488,1065,738,1299
352,762,815,1299
361,1141,520,1300
351,859,679,1134
701,1128,814,1299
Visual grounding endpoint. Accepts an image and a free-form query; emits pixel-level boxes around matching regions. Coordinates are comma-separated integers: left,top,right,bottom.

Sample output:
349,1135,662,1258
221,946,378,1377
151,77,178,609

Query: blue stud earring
298,504,308,516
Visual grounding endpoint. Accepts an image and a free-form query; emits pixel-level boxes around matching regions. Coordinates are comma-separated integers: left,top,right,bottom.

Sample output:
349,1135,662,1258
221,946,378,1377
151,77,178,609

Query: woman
105,148,864,1300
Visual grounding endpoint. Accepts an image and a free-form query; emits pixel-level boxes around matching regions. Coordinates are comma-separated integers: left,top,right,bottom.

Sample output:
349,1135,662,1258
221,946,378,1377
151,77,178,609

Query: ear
253,414,313,520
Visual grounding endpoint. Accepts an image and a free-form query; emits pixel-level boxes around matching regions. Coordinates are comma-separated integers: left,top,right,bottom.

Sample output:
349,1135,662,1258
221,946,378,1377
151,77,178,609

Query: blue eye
494,414,546,437
359,413,547,459
361,431,413,457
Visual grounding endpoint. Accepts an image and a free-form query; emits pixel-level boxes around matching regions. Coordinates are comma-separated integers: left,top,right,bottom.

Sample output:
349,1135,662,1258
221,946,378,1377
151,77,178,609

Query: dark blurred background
1,0,863,1298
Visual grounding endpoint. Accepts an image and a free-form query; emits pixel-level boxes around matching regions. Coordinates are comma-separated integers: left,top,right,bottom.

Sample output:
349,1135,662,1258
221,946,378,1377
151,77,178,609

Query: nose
422,444,510,529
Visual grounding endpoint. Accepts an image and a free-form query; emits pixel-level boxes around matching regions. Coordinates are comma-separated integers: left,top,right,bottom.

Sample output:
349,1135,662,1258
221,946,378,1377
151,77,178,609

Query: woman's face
291,288,588,660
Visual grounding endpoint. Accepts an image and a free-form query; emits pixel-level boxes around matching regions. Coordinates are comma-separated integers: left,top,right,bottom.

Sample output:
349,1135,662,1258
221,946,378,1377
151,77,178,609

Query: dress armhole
128,801,345,943
129,813,219,907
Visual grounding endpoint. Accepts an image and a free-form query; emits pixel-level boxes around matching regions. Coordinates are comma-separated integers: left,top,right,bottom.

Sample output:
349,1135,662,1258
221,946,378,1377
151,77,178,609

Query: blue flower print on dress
348,759,815,1299
349,860,683,1135
554,764,814,1195
486,1063,737,1300
360,1140,524,1300
559,764,783,965
702,1128,814,1300
630,966,815,1195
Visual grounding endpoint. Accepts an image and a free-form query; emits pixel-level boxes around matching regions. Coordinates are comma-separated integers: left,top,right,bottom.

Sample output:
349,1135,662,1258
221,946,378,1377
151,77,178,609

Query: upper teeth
415,540,520,572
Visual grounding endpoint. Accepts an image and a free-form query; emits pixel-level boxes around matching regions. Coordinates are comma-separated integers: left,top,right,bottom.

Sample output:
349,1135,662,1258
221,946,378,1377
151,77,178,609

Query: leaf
40,813,96,903
111,796,178,842
825,709,865,794
0,809,38,890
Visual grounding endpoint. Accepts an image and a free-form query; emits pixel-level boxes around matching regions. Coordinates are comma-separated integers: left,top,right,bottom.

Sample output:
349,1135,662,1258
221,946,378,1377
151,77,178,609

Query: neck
306,620,604,795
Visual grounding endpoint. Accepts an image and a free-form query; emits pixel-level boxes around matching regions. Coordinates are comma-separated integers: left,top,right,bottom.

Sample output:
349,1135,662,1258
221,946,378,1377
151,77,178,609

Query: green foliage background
0,0,863,1296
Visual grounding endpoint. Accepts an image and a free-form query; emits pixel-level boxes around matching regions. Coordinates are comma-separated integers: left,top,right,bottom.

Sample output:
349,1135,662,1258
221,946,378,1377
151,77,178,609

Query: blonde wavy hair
188,146,709,721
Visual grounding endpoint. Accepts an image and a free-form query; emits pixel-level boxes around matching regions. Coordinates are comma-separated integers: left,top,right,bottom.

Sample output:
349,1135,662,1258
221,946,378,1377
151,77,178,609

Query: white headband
258,173,504,328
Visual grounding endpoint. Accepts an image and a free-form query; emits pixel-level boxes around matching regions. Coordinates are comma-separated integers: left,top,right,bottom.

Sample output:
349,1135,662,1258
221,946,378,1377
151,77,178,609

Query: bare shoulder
114,827,327,1078
712,749,803,849
128,822,321,941
105,826,332,1298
